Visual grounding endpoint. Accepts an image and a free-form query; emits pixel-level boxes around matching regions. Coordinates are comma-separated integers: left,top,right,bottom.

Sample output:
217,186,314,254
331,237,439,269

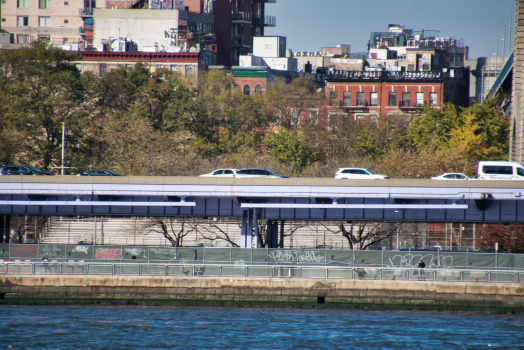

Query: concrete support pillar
240,210,253,248
253,209,259,248
5,216,10,243
279,220,285,248
265,220,278,248
0,216,4,243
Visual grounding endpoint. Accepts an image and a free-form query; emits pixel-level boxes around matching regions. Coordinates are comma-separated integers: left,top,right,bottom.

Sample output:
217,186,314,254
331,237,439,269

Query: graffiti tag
95,248,122,260
72,246,90,255
268,250,327,264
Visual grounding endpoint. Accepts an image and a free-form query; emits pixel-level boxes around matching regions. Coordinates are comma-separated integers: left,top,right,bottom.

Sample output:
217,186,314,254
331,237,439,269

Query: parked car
431,173,471,180
0,165,54,176
234,168,289,178
199,169,237,177
334,168,389,179
77,169,124,176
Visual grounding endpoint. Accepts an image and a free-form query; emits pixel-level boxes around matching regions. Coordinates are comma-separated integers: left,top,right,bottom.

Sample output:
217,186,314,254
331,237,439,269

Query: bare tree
320,221,396,250
194,220,240,247
139,217,197,247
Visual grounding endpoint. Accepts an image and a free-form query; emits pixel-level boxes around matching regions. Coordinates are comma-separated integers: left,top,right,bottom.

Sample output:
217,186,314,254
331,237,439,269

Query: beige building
0,0,107,46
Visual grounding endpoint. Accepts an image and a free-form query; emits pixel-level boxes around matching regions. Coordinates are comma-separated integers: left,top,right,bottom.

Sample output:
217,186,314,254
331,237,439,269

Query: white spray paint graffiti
124,248,148,259
72,246,90,255
234,259,246,266
269,250,327,264
386,253,453,269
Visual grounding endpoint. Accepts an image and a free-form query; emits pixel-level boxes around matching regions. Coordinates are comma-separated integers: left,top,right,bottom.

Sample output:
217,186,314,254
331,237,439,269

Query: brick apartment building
73,50,205,78
325,68,469,121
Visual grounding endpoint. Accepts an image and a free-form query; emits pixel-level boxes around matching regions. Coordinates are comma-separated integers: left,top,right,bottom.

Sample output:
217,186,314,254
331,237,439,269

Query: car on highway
199,169,238,177
334,168,389,179
431,173,471,180
77,169,124,176
234,168,289,178
0,165,54,176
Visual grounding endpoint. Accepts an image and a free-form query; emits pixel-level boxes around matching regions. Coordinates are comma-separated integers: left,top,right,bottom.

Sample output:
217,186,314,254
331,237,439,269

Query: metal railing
1,261,522,283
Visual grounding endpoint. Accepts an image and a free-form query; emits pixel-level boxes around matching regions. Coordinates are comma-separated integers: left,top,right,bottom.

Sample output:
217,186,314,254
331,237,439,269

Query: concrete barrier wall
1,275,523,313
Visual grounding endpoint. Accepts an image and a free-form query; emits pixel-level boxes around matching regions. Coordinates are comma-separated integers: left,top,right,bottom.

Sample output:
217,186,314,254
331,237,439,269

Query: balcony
232,35,252,48
331,100,369,111
399,101,424,111
264,15,276,27
79,8,93,16
232,12,252,24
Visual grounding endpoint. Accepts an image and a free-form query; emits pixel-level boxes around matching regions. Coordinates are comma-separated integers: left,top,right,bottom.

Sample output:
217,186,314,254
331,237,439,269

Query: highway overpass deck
0,176,523,248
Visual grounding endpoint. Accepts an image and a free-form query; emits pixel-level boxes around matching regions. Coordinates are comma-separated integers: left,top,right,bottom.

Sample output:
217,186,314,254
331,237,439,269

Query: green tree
266,126,312,171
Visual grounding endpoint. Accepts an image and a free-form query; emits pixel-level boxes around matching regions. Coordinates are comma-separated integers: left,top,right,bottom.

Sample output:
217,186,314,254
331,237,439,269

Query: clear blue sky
264,0,515,59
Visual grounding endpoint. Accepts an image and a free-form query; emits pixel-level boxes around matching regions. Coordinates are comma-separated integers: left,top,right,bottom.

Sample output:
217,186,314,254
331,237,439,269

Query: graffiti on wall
124,247,147,259
40,245,64,259
13,245,38,258
386,253,453,269
268,250,327,264
72,246,90,255
95,248,122,260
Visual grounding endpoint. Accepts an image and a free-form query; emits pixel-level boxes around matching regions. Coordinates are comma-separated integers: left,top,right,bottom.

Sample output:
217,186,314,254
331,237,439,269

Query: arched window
225,85,232,91
255,85,262,94
243,85,250,95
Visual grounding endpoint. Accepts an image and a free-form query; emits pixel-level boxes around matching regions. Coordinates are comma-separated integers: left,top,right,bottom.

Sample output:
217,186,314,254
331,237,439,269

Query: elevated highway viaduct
0,176,523,247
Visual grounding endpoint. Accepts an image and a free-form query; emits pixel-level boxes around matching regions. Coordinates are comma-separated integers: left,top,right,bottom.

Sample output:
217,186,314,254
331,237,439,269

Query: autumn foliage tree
476,224,524,253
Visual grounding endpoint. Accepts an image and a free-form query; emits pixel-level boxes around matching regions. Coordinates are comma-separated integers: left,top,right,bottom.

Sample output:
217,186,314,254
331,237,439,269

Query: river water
0,306,523,349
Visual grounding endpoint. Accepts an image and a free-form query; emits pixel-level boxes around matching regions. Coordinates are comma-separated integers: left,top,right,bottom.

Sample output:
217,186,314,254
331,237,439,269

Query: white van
477,161,524,180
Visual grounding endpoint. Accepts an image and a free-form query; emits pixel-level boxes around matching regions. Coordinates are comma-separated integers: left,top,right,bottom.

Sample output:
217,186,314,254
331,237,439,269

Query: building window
388,92,397,107
328,114,337,130
355,114,365,120
17,34,29,44
156,64,163,70
429,93,437,106
357,92,365,106
170,65,178,72
64,1,68,4
343,92,351,106
1,0,5,3
64,19,69,24
1,18,5,22
39,0,50,9
100,64,107,77
370,92,378,106
75,63,82,72
416,92,424,106
17,16,29,27
329,91,338,106
184,65,193,77
309,109,318,124
402,92,410,107
38,34,50,41
255,85,262,94
17,0,29,8
244,85,250,95
39,17,51,27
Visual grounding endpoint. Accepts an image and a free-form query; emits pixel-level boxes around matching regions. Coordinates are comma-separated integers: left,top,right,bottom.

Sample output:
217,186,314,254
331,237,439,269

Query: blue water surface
0,306,523,349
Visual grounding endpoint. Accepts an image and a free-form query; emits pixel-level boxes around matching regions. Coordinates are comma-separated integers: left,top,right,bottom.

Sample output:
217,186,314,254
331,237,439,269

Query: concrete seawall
1,276,524,313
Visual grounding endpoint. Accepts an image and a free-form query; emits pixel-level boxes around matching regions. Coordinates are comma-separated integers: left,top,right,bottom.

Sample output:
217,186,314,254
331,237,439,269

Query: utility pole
61,122,65,175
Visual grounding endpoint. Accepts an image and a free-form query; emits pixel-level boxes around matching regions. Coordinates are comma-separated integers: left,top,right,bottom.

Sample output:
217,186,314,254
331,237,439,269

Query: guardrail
1,262,522,283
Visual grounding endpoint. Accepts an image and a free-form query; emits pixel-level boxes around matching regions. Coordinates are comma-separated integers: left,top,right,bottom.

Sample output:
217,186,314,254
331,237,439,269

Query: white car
334,168,389,179
431,173,471,180
199,169,237,177
234,168,289,178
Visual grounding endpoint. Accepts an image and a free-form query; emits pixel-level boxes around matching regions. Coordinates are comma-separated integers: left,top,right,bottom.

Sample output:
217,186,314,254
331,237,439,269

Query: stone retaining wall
1,276,524,313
